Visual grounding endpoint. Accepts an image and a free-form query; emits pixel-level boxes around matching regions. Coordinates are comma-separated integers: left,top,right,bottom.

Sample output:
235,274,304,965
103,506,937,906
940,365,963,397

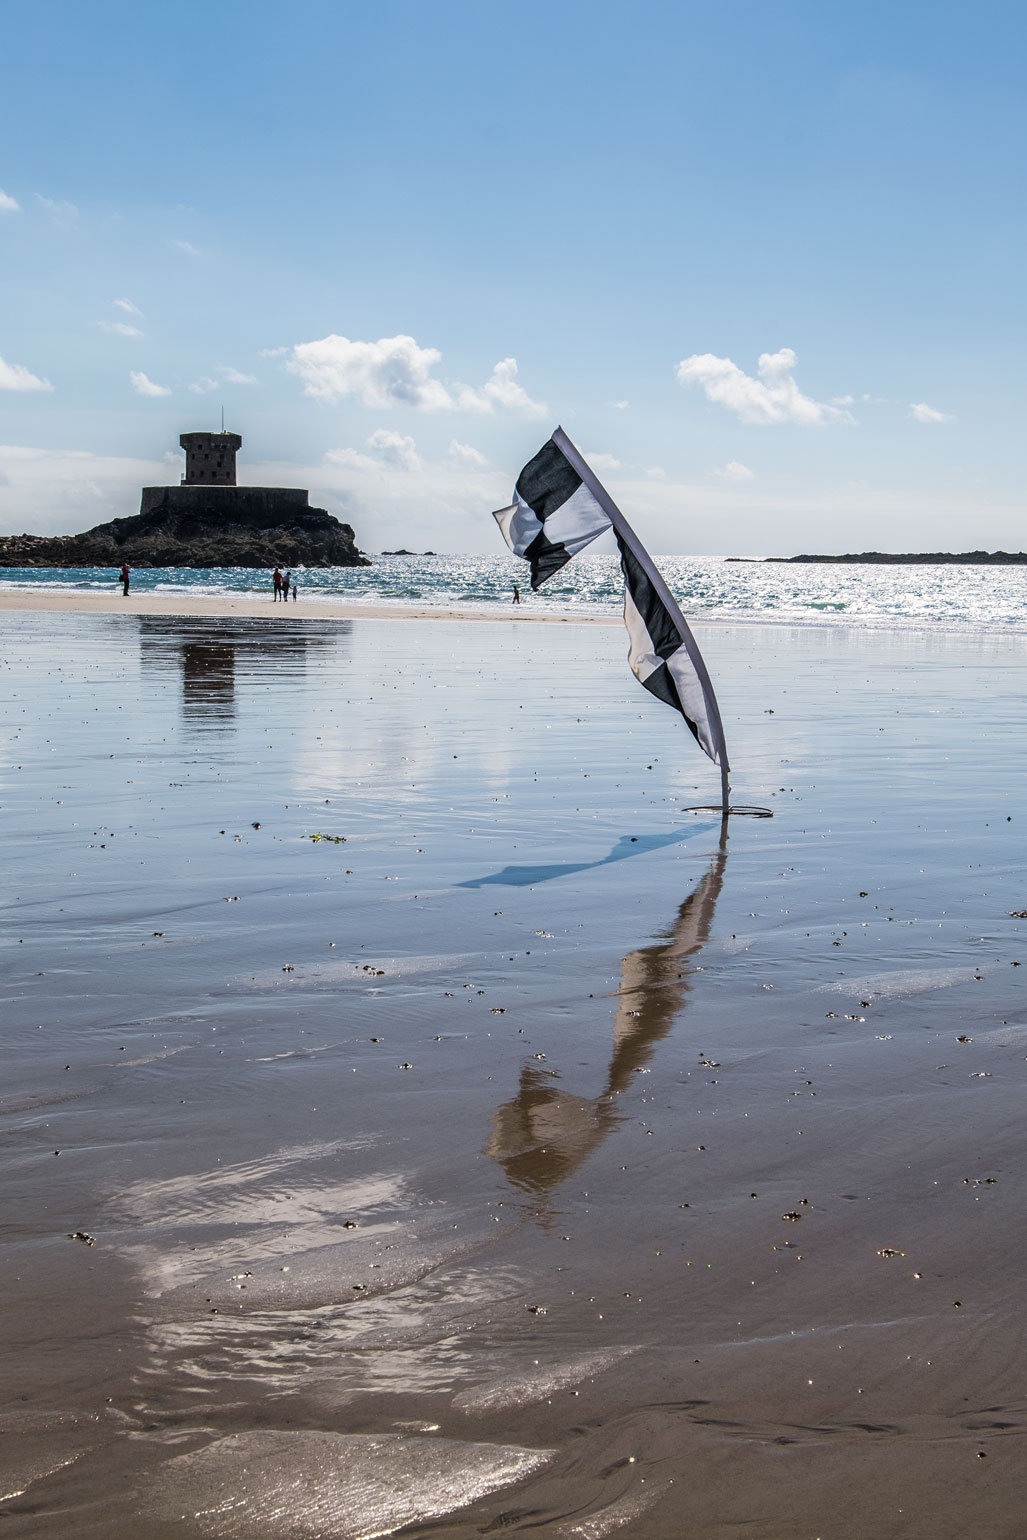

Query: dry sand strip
0,588,618,624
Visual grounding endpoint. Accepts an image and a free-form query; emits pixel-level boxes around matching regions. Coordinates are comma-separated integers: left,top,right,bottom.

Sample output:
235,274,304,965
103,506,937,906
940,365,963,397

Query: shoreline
3,587,1027,641
0,588,618,624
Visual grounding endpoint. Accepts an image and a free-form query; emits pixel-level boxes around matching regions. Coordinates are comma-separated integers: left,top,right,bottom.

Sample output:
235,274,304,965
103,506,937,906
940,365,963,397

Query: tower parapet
180,431,243,486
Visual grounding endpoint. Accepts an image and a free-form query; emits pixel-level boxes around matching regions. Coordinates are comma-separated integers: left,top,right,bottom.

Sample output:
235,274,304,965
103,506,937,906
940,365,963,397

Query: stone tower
180,430,243,486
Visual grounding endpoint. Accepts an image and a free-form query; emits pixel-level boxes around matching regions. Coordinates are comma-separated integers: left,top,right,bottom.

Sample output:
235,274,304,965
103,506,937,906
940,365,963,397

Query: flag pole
551,426,732,817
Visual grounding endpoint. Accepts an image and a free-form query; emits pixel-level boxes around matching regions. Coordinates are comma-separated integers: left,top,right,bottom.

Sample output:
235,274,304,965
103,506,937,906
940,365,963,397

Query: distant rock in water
727,550,1027,565
0,426,371,569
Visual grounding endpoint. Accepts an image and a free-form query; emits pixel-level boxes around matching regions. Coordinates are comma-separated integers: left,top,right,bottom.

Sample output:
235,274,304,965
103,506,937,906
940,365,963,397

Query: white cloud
448,439,488,467
189,367,260,393
288,333,449,409
325,430,422,473
284,333,545,416
366,428,421,471
305,439,509,551
909,401,954,424
130,370,171,398
323,447,378,472
614,399,630,410
323,447,377,472
35,194,78,222
644,466,666,479
0,188,20,213
0,353,52,391
99,320,144,337
0,444,175,533
676,347,853,426
114,297,142,316
582,450,621,472
455,357,547,418
175,239,200,256
717,460,755,481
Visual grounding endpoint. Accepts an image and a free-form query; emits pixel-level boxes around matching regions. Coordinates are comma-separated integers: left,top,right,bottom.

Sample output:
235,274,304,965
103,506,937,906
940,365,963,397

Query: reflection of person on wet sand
486,836,727,1203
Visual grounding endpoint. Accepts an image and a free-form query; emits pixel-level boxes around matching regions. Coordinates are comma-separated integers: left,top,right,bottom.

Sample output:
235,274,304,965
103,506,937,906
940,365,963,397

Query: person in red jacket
272,568,283,602
119,563,131,596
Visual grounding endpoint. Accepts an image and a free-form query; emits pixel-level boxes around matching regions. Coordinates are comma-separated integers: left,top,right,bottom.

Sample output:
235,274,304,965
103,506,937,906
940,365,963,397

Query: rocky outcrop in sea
0,488,370,569
729,550,1027,565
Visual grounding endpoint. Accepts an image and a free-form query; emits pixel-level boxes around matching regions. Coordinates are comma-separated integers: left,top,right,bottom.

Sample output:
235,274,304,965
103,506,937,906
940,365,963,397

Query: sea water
3,552,1027,632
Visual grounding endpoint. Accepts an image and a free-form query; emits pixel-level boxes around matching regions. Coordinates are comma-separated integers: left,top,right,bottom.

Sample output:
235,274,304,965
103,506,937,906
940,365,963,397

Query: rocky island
729,550,1027,564
0,429,370,569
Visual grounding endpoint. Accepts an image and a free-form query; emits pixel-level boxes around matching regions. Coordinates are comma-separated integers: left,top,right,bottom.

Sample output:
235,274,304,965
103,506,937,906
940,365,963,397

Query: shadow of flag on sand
458,826,716,889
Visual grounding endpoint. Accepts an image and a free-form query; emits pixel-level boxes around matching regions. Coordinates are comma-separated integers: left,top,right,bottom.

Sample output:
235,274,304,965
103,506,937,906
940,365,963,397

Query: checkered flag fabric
494,430,728,769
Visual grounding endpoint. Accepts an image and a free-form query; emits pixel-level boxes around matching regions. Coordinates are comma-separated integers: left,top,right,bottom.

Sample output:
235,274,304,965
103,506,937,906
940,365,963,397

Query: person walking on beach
282,571,291,602
272,568,283,602
512,583,521,605
119,563,131,597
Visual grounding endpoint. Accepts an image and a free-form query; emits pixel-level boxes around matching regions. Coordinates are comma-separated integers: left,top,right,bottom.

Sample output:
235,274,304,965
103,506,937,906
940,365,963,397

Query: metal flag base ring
681,804,774,818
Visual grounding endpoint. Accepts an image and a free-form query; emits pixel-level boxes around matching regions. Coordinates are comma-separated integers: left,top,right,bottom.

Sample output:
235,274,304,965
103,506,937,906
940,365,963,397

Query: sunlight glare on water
3,554,1027,632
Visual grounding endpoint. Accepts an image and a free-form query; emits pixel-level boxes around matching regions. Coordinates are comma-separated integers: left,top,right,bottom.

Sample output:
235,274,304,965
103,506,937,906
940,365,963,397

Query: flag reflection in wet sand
487,834,726,1203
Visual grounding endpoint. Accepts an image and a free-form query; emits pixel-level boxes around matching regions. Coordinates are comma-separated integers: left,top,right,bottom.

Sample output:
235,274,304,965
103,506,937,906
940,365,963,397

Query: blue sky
1,0,1024,553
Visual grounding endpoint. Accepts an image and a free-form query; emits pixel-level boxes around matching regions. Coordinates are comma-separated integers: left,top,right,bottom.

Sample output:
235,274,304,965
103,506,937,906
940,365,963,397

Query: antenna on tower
220,404,225,433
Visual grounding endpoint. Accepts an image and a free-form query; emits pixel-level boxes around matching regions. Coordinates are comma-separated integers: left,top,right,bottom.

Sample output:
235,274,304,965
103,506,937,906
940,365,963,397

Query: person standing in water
291,578,298,602
272,568,283,602
512,583,521,605
119,563,131,597
282,571,291,602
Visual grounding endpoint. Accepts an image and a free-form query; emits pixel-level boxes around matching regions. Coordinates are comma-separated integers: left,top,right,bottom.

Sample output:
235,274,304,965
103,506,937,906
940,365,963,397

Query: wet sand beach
0,588,613,625
3,608,1027,1537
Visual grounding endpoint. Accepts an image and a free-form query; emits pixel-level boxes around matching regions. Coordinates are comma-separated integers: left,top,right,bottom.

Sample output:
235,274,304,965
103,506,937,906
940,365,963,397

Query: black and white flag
492,436,612,590
494,428,729,785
